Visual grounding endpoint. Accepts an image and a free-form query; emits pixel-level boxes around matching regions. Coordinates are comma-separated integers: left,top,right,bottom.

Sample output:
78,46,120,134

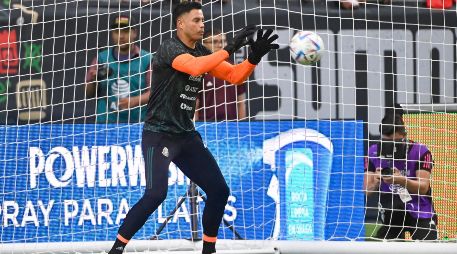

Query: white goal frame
1,240,456,254
400,104,457,113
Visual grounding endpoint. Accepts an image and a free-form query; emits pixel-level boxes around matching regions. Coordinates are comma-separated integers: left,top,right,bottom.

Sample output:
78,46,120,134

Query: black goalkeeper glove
223,24,257,55
247,28,279,65
96,64,113,81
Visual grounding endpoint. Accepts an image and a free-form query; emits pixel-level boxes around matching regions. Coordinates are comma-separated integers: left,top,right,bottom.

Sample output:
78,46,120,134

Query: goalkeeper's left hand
247,28,279,65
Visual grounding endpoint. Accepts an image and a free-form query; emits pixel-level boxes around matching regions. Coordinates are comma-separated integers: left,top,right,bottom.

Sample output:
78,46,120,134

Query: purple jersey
367,141,435,219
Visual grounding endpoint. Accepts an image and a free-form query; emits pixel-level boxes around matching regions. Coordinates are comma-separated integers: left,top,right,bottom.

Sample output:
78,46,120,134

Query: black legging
118,130,230,240
376,209,438,240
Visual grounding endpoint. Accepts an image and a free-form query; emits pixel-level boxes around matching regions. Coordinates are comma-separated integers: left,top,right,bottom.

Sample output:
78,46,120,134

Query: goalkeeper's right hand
96,64,113,81
223,24,257,55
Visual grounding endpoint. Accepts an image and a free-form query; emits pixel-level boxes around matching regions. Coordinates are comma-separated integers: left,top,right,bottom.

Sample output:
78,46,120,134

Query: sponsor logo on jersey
184,85,198,92
188,75,203,82
180,93,196,101
180,102,193,111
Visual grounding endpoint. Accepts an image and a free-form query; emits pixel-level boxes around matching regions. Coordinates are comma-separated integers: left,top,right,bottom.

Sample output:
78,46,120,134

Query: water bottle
264,128,333,240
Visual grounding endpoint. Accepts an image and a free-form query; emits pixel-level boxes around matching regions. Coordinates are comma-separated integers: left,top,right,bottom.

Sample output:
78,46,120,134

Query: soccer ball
289,31,324,65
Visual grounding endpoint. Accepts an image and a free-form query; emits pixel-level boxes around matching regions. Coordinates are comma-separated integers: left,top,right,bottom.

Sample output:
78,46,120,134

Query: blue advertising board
0,121,364,243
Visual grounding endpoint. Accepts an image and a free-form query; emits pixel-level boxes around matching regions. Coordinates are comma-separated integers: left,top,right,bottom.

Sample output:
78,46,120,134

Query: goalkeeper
364,106,438,240
108,2,279,254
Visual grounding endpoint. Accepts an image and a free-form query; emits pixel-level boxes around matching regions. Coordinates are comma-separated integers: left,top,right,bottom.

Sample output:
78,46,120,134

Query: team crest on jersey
162,147,169,157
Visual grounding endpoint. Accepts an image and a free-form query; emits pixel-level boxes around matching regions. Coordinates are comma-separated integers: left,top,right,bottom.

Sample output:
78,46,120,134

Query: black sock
108,238,127,254
202,241,216,254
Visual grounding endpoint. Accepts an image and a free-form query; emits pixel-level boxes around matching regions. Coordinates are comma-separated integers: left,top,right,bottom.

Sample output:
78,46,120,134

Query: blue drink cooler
264,128,333,240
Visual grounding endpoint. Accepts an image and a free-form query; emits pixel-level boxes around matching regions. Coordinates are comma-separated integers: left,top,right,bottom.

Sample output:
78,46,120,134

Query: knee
208,183,230,204
145,188,168,204
140,188,167,213
220,184,230,201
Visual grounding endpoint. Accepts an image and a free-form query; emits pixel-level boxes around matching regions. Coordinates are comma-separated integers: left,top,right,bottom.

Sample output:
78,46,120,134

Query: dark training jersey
144,37,211,134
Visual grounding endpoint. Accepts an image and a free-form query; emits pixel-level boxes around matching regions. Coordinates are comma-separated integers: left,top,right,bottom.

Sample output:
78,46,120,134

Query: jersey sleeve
208,60,255,85
86,57,98,82
172,50,229,77
365,157,377,172
418,150,433,172
366,144,378,172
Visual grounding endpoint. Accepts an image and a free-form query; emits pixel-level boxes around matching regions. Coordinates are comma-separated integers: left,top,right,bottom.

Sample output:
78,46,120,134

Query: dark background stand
150,182,243,241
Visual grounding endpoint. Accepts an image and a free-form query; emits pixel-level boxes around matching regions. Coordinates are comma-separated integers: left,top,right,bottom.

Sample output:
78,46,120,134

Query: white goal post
0,240,456,254
401,104,457,113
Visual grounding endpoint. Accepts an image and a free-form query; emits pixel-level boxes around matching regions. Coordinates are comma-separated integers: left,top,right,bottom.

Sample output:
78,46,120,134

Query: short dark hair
379,104,406,136
172,1,202,27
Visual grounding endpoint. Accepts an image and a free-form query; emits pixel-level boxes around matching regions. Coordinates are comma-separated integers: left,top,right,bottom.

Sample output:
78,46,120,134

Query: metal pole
189,181,200,241
150,186,191,240
151,182,243,240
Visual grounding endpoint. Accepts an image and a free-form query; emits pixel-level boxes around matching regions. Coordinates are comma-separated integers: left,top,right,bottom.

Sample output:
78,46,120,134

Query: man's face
382,132,405,141
177,9,205,41
112,28,137,50
380,132,407,159
203,33,226,52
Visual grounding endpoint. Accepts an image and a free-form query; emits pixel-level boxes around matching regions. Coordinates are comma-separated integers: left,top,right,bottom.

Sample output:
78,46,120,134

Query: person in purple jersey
364,107,438,240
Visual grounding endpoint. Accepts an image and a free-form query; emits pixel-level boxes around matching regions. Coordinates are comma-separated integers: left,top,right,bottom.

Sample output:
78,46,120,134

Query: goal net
0,0,456,253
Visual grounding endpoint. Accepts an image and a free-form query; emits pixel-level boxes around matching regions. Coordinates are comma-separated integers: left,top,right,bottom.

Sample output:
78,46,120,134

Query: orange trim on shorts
117,234,129,244
203,234,217,243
